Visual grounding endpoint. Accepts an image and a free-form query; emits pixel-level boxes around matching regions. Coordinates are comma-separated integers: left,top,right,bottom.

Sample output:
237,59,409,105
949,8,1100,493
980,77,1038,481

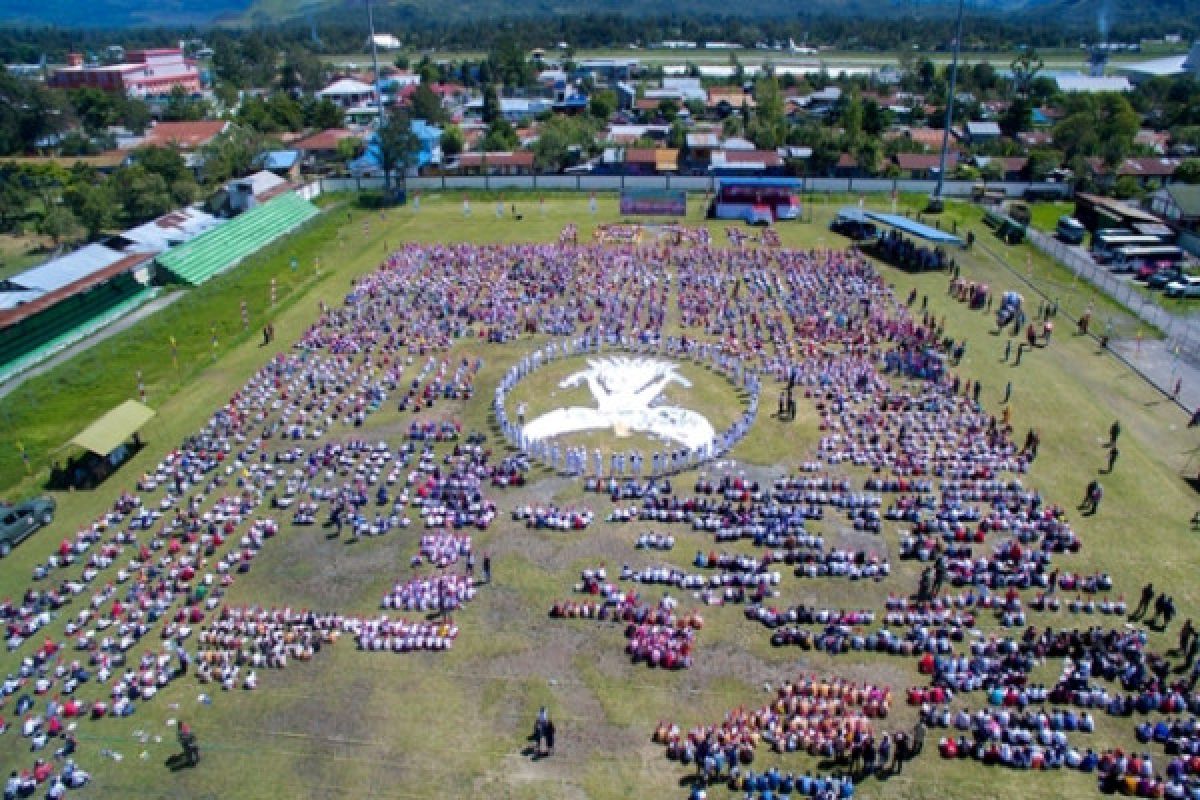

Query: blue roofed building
349,119,443,177
257,149,302,179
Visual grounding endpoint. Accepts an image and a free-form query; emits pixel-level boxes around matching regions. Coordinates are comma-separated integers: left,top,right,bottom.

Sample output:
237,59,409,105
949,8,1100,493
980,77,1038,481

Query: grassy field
0,233,53,281
1,192,1199,800
322,46,1178,69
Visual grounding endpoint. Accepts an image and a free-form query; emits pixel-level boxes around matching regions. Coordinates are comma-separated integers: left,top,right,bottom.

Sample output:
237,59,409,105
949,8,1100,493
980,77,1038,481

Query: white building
370,34,403,51
1054,74,1132,93
317,78,378,109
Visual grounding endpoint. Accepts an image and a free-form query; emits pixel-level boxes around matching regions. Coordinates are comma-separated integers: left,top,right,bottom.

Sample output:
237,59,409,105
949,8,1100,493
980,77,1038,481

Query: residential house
143,120,229,151
662,78,707,105
600,147,679,175
893,152,960,179
349,119,443,177
574,59,639,85
450,151,535,176
834,153,861,178
1134,130,1170,155
462,96,550,124
886,126,946,152
964,121,1002,145
293,128,360,166
1086,157,1181,190
973,156,1029,181
258,150,302,180
1149,183,1200,256
709,149,786,176
683,132,720,171
604,124,670,145
1017,131,1055,149
316,78,378,110
708,87,755,115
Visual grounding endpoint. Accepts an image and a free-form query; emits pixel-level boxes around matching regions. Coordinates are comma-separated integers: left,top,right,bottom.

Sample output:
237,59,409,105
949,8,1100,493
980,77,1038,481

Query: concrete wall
321,174,1071,199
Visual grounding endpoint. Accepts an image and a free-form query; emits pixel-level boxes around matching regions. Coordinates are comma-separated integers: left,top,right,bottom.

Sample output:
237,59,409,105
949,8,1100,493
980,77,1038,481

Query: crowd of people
0,222,1191,800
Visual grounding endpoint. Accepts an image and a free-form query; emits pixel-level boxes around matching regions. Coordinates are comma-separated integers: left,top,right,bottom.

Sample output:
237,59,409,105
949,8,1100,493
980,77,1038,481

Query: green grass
0,232,51,280
1027,201,1075,234
1,192,1200,800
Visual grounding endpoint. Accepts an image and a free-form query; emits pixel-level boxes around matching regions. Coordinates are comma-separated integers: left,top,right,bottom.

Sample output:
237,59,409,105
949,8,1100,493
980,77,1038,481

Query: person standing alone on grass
1109,420,1121,447
1106,446,1119,473
483,553,492,584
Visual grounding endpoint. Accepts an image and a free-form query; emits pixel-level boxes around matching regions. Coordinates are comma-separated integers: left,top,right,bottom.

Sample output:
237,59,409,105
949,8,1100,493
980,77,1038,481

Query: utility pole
931,0,965,211
365,0,391,194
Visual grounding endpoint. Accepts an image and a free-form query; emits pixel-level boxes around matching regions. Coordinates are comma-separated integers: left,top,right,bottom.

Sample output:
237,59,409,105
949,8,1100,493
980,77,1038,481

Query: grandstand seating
0,272,149,369
156,192,319,285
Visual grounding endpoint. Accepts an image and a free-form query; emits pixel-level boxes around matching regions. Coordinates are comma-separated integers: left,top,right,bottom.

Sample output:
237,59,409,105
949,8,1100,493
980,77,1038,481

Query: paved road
0,291,184,401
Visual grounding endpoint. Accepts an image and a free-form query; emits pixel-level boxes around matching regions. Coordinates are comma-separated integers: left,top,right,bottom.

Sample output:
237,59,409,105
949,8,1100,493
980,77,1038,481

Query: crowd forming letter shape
521,356,717,451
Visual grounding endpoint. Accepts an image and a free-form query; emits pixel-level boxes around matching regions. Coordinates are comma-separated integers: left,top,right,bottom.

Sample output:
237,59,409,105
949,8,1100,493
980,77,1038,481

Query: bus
1110,245,1187,274
1091,231,1163,262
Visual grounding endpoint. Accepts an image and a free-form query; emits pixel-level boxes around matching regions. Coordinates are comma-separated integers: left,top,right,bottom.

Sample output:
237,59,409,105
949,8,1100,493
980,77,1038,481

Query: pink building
49,49,202,98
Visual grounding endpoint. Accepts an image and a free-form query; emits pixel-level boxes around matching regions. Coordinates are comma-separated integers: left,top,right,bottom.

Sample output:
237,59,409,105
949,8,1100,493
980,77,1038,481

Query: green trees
63,181,116,240
1009,49,1044,99
748,75,786,150
279,48,326,93
410,83,448,125
482,118,519,152
200,125,273,186
376,111,420,191
532,115,597,172
1000,96,1032,138
305,98,345,130
36,204,82,247
1053,93,1140,164
440,125,465,158
112,165,172,224
0,70,69,156
482,85,502,125
162,86,209,122
1176,159,1200,185
589,90,617,121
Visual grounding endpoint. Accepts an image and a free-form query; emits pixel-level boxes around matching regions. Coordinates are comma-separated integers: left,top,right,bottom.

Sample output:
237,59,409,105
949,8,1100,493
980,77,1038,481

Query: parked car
0,496,56,556
1147,269,1182,290
1136,262,1163,281
1165,276,1200,299
1055,216,1086,245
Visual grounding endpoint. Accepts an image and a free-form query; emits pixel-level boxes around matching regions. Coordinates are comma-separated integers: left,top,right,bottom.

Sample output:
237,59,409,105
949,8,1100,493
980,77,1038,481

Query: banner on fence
619,189,687,217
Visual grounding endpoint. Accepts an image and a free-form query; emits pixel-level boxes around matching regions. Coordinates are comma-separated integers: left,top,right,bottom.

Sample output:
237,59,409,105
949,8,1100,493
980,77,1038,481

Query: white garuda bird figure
521,356,716,450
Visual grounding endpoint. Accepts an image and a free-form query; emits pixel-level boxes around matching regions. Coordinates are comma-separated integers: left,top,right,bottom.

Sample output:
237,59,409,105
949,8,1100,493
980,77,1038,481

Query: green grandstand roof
156,192,319,285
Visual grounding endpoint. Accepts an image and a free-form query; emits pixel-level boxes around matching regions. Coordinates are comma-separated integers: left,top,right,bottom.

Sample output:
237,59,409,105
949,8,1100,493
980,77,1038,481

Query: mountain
0,0,252,28
0,0,1189,29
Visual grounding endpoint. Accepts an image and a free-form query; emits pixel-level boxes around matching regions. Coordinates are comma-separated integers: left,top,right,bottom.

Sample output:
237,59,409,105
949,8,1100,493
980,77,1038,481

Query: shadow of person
165,753,194,771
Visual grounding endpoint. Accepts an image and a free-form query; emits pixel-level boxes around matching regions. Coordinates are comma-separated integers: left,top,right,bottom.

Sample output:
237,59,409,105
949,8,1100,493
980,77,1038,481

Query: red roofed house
293,128,360,163
709,149,785,175
49,49,202,98
142,120,229,151
893,152,959,179
395,82,469,110
834,153,860,178
974,156,1029,181
1086,157,1182,190
451,151,535,176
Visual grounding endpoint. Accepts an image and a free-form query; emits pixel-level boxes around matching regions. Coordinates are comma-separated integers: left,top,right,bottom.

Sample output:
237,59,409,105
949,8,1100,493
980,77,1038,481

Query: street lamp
931,0,966,212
